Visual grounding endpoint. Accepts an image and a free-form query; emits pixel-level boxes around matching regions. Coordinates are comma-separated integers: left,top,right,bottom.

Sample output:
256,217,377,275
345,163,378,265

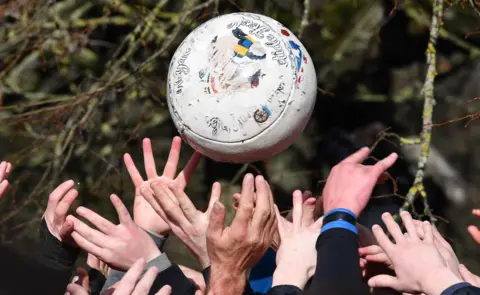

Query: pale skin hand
360,219,462,279
44,180,79,244
368,212,461,295
206,174,277,295
67,259,173,295
322,147,398,217
147,181,221,268
0,161,12,199
124,137,201,237
467,209,480,245
68,194,161,271
272,190,323,289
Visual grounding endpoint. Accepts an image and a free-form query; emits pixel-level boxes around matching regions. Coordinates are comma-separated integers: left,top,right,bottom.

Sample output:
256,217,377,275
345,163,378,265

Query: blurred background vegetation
1,0,480,273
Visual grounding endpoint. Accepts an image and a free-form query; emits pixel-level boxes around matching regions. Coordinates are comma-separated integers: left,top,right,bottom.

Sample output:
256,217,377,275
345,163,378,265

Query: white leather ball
167,12,317,163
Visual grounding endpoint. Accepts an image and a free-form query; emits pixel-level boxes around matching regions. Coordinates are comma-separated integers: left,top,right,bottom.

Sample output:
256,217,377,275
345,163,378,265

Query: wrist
421,267,462,295
208,264,247,295
321,208,358,235
198,255,211,269
324,208,357,219
272,261,312,290
145,248,162,263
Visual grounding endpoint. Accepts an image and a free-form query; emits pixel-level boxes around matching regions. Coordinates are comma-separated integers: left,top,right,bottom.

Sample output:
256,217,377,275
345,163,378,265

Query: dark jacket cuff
37,218,79,270
149,263,197,295
441,283,480,295
267,285,303,295
87,267,106,295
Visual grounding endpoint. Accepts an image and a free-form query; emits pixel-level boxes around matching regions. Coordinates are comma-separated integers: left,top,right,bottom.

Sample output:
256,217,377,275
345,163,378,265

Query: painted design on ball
199,27,267,94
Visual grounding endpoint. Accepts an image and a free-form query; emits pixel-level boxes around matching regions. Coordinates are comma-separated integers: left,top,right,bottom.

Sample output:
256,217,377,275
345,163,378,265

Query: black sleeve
307,228,370,295
149,264,198,295
0,244,74,295
35,218,79,292
267,285,303,295
87,267,107,295
36,218,80,271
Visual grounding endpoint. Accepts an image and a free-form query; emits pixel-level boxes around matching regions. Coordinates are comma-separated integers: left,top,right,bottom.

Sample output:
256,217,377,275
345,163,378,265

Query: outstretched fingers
163,137,182,179
143,138,158,179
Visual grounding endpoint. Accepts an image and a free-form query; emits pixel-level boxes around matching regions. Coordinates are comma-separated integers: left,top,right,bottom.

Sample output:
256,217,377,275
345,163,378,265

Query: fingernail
76,207,86,214
257,175,264,182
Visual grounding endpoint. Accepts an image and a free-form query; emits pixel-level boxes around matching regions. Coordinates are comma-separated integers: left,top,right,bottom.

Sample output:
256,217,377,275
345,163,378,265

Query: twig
469,0,480,17
298,0,310,38
401,0,444,224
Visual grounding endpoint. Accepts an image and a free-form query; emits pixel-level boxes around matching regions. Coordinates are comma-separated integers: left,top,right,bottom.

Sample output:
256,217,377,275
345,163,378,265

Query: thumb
368,275,401,290
59,219,74,239
207,202,226,241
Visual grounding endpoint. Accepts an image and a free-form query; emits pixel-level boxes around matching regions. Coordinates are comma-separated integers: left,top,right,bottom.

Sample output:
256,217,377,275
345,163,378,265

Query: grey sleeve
101,231,169,291
147,231,168,251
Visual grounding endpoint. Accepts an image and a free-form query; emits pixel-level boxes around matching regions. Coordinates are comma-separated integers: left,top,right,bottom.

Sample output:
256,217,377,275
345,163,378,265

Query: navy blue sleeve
441,283,480,295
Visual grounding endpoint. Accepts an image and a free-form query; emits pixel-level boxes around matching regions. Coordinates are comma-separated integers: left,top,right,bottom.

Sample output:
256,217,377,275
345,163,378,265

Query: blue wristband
321,220,358,235
324,208,357,219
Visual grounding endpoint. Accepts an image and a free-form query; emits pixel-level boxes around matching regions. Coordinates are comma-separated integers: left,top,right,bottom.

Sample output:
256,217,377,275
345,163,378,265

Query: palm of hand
109,222,159,270
133,177,174,237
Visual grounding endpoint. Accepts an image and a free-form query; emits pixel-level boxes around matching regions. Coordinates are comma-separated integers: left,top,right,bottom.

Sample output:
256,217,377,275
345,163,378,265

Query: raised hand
323,147,398,217
124,137,201,237
68,194,161,271
468,209,480,245
0,161,12,199
272,190,323,289
206,174,277,295
271,191,317,251
147,181,221,268
367,212,461,294
234,188,315,251
43,180,79,244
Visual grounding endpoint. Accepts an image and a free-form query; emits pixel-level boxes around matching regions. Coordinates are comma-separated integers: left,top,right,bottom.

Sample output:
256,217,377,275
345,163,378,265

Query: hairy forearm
207,265,247,295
